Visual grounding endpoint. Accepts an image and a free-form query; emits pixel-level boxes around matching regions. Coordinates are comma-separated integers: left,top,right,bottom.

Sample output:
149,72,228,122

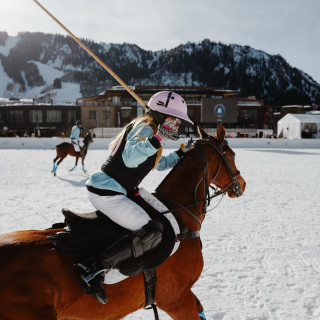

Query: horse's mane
156,136,220,193
155,149,195,192
83,132,91,143
156,137,214,193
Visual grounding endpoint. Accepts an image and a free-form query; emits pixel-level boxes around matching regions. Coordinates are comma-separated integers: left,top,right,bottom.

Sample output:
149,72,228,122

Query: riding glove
176,139,194,157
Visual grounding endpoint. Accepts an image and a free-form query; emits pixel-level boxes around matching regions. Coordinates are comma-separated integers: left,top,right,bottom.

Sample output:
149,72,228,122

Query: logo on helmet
156,100,165,106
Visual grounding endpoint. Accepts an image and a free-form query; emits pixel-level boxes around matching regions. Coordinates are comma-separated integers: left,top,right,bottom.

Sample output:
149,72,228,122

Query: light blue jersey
86,123,181,195
70,125,81,140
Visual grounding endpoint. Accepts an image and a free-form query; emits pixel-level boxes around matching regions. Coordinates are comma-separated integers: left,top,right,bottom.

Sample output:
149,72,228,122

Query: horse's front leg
193,292,206,319
161,289,202,320
81,156,86,173
69,156,79,172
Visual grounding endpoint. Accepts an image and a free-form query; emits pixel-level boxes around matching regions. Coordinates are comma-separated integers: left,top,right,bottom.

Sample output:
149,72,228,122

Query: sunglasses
166,116,182,126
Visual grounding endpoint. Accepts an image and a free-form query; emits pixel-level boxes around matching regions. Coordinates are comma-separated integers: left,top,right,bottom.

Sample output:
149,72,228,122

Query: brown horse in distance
0,125,245,319
52,132,93,175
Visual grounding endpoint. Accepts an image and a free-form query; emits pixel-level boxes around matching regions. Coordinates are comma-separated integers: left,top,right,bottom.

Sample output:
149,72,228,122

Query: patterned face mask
158,117,181,141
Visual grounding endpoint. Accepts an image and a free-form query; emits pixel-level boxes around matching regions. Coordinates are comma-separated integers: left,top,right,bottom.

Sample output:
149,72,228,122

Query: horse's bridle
82,134,93,153
157,137,241,227
195,139,241,198
194,137,242,213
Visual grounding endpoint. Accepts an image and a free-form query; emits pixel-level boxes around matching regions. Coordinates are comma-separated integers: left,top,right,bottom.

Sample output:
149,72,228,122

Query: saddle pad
103,188,181,285
138,187,180,255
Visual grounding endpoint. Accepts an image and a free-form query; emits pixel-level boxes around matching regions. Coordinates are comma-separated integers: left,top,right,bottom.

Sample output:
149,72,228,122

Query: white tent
277,113,320,139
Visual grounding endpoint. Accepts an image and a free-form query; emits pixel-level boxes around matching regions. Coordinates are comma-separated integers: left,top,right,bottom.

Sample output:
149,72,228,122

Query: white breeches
71,139,80,152
87,191,151,231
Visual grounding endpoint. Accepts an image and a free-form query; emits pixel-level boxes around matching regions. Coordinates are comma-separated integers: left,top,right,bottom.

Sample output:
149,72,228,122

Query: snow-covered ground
0,139,319,319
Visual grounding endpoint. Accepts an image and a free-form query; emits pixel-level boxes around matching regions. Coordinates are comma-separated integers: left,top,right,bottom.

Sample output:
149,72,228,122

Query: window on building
311,124,317,134
0,112,4,125
102,110,110,120
67,110,76,123
121,108,132,125
89,111,97,120
137,106,144,117
29,110,43,123
240,109,258,122
112,96,121,105
187,109,195,122
47,110,62,123
9,110,23,124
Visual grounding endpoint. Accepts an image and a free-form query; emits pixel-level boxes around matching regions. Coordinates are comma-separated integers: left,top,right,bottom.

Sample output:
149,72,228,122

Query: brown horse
0,125,245,320
52,132,93,175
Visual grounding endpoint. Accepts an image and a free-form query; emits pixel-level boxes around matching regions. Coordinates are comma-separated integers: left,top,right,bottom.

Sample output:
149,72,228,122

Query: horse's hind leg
52,156,59,174
54,157,66,176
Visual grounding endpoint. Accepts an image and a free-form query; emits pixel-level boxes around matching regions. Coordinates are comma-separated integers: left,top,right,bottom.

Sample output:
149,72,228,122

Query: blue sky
1,0,320,83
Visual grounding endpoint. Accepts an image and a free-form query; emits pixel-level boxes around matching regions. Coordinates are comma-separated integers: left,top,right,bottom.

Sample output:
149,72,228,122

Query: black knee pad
132,220,163,258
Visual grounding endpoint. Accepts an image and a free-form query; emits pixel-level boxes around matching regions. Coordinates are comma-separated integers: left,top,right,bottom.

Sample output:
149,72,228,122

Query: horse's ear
197,125,209,139
216,124,226,142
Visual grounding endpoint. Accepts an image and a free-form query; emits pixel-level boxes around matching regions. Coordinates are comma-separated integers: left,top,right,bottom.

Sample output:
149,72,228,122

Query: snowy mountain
0,31,319,105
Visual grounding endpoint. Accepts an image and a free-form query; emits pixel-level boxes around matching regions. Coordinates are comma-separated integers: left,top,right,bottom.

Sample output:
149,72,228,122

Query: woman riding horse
53,132,93,175
0,123,245,320
74,91,195,304
70,120,83,152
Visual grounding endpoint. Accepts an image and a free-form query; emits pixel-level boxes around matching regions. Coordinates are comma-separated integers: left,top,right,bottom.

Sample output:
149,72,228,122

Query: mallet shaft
33,0,147,108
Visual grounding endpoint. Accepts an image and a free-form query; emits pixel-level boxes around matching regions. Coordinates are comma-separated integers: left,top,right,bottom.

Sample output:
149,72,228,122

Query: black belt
86,185,123,196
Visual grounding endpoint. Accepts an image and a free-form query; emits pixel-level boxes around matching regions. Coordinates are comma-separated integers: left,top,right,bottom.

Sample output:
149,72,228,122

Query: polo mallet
32,0,147,108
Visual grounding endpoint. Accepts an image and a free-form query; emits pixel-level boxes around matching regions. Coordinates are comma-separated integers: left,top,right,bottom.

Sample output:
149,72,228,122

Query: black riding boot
74,220,163,304
100,220,163,265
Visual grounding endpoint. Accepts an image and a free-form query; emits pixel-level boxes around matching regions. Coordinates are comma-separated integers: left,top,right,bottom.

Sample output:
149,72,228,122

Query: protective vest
101,124,159,193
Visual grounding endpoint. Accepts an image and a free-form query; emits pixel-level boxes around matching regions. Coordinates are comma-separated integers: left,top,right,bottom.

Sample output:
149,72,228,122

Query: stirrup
74,263,106,293
75,267,108,304
91,274,108,304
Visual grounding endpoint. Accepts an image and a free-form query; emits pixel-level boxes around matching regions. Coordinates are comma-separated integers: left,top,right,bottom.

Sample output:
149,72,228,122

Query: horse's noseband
217,140,241,197
230,179,241,197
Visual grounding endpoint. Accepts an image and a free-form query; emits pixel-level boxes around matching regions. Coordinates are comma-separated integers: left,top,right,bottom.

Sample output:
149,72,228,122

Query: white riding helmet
147,91,194,124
